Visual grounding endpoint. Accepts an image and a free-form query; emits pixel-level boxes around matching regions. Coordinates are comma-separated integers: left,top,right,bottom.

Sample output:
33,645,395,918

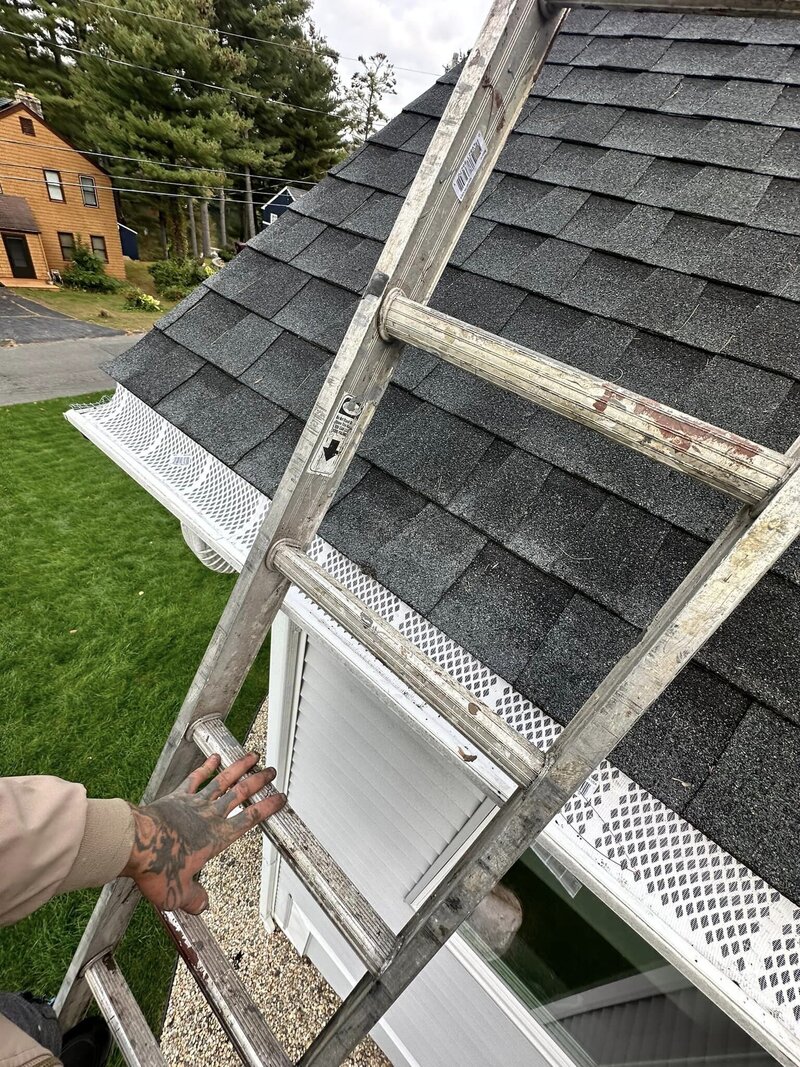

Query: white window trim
79,174,99,207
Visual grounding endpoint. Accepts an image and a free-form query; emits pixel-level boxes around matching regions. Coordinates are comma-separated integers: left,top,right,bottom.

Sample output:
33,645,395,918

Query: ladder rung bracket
84,956,166,1067
558,0,800,15
160,910,291,1067
273,543,545,786
191,717,396,975
381,292,791,506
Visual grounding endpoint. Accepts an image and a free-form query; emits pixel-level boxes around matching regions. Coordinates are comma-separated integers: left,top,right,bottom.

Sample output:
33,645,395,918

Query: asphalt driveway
0,288,124,344
0,333,141,405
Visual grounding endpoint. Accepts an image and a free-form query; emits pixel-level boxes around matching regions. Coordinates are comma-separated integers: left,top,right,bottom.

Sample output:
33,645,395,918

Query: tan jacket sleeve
0,776,134,927
0,1014,59,1067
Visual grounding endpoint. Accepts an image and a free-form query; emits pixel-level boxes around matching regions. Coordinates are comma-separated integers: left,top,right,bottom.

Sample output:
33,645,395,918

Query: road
0,333,141,406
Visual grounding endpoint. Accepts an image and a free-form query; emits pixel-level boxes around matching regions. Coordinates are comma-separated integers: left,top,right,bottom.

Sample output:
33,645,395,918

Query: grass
0,394,269,1038
9,275,178,334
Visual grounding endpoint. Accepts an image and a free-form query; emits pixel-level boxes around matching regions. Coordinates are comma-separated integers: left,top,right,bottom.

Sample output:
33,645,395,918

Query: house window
79,175,98,208
19,116,35,136
90,235,108,262
463,850,780,1066
58,232,75,261
43,169,65,202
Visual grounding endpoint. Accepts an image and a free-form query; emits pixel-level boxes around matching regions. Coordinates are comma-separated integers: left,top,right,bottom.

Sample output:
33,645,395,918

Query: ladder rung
191,716,396,975
160,910,291,1067
557,0,800,15
380,291,791,506
84,956,166,1067
273,543,545,786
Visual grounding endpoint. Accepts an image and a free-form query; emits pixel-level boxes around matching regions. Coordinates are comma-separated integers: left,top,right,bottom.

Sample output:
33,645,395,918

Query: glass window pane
80,175,98,207
90,235,108,262
43,170,64,201
463,851,779,1066
58,232,74,260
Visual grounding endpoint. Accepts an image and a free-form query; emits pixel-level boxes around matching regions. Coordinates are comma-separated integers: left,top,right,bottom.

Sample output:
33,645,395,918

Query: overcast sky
311,0,490,118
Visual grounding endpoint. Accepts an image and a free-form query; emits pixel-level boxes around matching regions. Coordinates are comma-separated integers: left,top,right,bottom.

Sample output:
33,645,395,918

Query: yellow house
0,90,125,287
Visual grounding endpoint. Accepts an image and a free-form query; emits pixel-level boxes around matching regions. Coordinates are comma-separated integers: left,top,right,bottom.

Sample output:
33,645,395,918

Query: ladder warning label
453,132,487,201
309,395,363,477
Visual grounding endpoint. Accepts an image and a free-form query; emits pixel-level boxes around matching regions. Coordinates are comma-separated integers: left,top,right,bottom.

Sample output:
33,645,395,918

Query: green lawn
8,283,177,334
0,394,268,1037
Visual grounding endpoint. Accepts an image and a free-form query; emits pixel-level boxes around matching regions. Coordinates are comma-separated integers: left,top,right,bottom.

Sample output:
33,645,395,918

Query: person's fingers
215,767,277,816
199,752,259,800
180,754,221,795
179,879,210,915
227,791,287,840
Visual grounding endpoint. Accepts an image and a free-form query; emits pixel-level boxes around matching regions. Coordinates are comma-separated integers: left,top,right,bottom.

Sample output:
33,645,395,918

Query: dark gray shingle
273,279,360,352
105,331,204,407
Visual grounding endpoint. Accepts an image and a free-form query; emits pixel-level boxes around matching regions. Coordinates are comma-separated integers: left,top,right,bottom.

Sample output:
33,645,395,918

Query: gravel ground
160,705,391,1067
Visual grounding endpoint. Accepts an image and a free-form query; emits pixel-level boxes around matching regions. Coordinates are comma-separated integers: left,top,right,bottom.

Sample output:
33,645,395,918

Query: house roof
0,194,40,234
104,9,800,904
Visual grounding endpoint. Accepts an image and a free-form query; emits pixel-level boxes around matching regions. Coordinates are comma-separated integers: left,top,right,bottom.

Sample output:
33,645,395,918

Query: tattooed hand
121,752,286,914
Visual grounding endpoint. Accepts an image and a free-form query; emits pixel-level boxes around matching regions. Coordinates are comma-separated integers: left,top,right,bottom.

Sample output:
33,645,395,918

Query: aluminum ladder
56,1,800,1063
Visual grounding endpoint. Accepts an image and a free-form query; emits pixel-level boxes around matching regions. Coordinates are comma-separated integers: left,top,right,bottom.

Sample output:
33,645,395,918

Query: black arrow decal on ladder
323,439,341,462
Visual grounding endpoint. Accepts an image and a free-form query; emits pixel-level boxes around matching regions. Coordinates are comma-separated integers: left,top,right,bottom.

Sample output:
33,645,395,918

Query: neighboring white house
68,8,800,1067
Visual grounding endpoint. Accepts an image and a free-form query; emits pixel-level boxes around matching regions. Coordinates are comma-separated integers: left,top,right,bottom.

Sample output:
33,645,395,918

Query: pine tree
69,0,250,254
343,53,397,146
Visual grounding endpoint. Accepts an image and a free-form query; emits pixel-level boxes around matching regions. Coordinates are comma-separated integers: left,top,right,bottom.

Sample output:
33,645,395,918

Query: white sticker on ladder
452,132,487,202
309,395,363,477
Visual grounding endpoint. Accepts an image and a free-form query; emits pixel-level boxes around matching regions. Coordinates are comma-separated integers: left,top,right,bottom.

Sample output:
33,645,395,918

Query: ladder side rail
160,910,292,1067
191,717,396,972
84,958,167,1067
56,0,566,1022
55,879,142,1029
142,0,568,806
557,0,800,15
298,461,800,1067
381,292,791,505
274,544,544,785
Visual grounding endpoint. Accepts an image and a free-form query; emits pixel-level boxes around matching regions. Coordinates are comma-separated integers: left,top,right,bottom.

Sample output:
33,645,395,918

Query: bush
148,257,213,296
123,287,162,312
161,285,192,302
62,243,121,293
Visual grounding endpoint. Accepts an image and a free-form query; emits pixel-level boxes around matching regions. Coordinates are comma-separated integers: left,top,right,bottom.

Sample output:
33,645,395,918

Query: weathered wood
274,544,543,786
55,878,142,1029
381,291,790,506
554,0,800,15
299,463,800,1067
160,910,291,1066
84,957,166,1067
191,716,396,974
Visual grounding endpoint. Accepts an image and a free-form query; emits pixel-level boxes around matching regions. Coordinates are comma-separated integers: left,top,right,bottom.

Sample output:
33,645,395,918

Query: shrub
123,287,162,312
62,243,121,293
161,284,192,302
148,257,213,296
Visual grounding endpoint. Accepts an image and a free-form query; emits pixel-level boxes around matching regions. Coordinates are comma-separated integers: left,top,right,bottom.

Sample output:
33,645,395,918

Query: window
58,232,75,260
79,175,98,208
463,850,780,1066
19,116,35,136
90,235,108,262
43,169,65,202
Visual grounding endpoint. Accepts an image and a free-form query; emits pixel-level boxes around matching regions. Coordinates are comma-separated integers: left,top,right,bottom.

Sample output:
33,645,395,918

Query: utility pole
200,198,212,258
187,199,199,258
243,165,256,240
218,187,227,248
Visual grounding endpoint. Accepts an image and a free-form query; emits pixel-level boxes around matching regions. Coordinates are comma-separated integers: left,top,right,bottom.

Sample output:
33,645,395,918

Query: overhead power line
0,29,337,114
76,0,439,78
0,170,257,204
0,136,318,186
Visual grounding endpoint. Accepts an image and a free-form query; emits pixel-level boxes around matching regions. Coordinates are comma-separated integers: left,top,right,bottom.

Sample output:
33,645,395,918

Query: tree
343,52,396,146
69,0,250,255
0,0,88,139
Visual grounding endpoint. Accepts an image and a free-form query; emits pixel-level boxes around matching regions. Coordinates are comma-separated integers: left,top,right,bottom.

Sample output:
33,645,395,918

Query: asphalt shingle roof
104,9,800,903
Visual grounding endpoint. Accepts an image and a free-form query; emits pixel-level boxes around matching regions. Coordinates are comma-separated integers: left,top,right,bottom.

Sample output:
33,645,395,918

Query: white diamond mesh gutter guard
67,386,800,1063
